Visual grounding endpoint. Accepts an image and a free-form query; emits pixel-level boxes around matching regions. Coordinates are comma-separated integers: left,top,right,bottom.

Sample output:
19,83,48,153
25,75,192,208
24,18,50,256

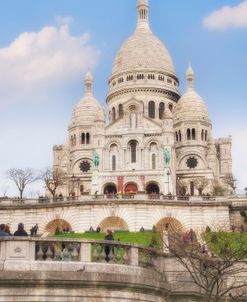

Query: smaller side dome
70,72,105,126
173,65,210,123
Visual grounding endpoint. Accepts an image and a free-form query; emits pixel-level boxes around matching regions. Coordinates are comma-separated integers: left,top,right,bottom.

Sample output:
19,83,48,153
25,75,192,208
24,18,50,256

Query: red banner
140,176,145,190
117,176,124,193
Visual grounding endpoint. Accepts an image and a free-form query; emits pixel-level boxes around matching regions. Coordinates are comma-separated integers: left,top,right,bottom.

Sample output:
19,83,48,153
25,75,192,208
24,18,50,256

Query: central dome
111,0,176,77
112,27,175,76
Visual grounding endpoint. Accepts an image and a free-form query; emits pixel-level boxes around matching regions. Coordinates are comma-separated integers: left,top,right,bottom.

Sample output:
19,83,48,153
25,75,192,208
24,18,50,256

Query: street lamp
167,170,171,194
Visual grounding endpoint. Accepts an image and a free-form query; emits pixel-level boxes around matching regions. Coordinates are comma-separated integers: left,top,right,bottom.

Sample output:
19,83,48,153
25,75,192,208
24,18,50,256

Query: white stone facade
53,0,232,198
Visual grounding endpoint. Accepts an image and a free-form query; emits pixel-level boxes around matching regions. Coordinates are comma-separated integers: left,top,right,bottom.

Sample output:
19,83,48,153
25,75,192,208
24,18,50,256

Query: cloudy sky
0,0,246,197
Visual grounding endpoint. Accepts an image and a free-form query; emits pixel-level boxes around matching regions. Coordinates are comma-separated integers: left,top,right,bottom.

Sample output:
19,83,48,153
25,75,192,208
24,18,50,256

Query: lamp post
167,170,171,194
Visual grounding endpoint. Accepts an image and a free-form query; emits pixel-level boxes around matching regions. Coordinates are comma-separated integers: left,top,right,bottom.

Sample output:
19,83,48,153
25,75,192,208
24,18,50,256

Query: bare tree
212,179,227,196
39,167,65,198
1,185,9,197
194,177,209,195
162,228,247,301
223,173,237,194
7,168,36,199
177,179,188,196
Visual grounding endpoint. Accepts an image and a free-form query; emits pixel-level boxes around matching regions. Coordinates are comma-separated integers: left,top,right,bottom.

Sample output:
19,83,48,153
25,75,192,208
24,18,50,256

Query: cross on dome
137,0,150,30
186,63,195,90
84,71,93,96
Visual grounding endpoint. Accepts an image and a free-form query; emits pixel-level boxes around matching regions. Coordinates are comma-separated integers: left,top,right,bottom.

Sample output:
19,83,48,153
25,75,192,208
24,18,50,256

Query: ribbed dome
71,72,105,126
112,28,175,76
173,66,210,123
112,0,175,76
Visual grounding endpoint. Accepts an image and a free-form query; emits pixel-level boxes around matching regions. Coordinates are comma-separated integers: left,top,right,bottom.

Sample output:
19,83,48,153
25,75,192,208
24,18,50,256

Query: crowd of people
0,223,39,237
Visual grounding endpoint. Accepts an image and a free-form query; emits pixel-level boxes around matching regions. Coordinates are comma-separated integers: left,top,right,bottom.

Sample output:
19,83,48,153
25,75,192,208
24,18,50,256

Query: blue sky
0,0,246,196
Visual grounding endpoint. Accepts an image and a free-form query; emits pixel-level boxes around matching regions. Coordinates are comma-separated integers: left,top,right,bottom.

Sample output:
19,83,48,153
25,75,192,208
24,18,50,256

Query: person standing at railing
104,229,114,262
0,224,8,236
14,223,28,236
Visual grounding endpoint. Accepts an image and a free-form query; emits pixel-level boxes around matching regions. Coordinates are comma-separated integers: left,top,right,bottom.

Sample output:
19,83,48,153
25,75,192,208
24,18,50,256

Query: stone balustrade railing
0,194,232,207
0,237,160,271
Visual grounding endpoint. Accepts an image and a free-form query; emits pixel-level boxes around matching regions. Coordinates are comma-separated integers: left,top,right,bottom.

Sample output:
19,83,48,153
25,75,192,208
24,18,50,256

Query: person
14,223,28,236
96,226,101,233
30,224,39,236
104,229,114,262
4,224,12,235
0,224,8,236
240,224,244,233
201,244,208,254
140,226,144,232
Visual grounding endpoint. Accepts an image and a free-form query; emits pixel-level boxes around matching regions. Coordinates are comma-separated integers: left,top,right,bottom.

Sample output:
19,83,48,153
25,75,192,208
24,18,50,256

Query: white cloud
0,23,100,109
203,0,247,30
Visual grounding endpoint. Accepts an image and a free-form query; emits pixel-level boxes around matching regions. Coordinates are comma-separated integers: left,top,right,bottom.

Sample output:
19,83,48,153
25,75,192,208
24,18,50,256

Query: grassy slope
54,231,160,248
205,231,247,258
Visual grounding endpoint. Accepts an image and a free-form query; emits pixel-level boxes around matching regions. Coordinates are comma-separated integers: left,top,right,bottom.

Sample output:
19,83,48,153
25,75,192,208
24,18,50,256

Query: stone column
80,242,91,262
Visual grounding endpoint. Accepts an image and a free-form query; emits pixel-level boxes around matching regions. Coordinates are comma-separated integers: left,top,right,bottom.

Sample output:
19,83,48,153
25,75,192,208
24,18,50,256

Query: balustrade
0,238,154,269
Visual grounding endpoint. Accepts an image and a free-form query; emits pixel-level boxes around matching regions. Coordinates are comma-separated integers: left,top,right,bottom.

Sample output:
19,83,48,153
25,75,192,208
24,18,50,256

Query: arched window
201,130,204,141
159,102,165,119
86,133,90,144
179,130,182,141
130,141,137,163
112,107,116,121
112,155,116,171
169,104,173,112
148,101,155,119
175,132,178,142
81,133,85,144
118,104,124,118
192,128,196,140
73,134,76,146
187,129,191,140
205,130,208,141
70,136,73,146
152,154,156,170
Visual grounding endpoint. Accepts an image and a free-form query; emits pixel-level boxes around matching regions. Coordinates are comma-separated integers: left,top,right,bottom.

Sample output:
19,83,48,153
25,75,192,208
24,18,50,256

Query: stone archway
104,183,117,194
45,219,72,235
146,182,160,194
99,216,128,232
125,182,138,193
156,217,183,233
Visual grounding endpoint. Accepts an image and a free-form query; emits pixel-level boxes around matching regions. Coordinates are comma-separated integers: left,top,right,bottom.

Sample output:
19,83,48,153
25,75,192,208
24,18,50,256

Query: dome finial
186,63,195,90
137,0,150,30
84,70,93,96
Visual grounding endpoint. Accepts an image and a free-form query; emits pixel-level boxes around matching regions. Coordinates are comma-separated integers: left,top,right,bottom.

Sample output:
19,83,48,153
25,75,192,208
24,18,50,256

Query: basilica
53,0,232,197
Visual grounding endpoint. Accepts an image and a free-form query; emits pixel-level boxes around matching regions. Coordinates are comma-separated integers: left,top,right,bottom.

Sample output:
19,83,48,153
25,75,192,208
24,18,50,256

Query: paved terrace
0,193,239,208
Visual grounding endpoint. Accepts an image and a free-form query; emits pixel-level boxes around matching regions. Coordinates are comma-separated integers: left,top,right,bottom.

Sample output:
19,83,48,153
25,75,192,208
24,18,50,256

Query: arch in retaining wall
155,217,184,233
99,216,129,232
44,219,72,235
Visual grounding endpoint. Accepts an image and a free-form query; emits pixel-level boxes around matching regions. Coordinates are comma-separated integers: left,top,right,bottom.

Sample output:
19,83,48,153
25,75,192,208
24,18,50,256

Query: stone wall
0,197,231,235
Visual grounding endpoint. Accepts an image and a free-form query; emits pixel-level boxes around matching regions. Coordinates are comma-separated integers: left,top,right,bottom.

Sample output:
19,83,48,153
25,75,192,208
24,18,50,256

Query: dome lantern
186,63,195,91
84,71,93,96
137,0,150,31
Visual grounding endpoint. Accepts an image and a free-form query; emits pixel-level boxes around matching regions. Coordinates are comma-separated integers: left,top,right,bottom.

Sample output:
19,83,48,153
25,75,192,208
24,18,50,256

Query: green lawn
204,231,247,259
54,231,160,248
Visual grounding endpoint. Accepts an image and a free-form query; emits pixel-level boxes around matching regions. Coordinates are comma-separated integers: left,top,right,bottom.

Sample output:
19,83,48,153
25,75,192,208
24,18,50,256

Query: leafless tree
1,185,9,197
212,179,227,196
177,179,188,196
39,167,65,198
223,173,237,194
7,168,36,199
162,228,247,301
194,177,209,195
